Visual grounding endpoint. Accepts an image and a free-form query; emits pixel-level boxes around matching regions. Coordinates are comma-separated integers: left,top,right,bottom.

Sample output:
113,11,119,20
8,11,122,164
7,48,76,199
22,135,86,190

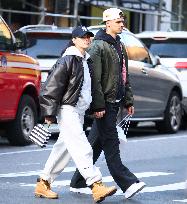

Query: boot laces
42,179,51,190
96,181,105,187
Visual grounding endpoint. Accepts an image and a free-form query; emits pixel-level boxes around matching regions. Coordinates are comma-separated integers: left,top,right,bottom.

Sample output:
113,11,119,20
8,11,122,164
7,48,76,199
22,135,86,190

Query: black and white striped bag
29,124,51,148
117,114,132,142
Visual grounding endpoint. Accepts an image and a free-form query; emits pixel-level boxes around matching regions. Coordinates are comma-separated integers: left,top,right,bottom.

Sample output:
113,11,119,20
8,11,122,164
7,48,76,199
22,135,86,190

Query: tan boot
91,181,117,203
35,178,58,199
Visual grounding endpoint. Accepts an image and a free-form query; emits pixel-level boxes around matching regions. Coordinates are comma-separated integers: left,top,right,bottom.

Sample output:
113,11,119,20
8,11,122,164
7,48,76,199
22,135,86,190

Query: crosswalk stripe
19,171,176,191
21,181,187,196
2,168,184,196
115,181,186,196
173,199,187,203
0,170,172,178
0,167,76,178
141,182,185,193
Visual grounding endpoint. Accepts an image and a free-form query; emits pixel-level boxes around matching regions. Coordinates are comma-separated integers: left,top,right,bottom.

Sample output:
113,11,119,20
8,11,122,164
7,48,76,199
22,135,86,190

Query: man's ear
106,21,111,28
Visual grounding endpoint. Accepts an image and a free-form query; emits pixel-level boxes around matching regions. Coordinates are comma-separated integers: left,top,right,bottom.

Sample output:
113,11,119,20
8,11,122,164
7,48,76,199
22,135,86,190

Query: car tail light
175,62,187,70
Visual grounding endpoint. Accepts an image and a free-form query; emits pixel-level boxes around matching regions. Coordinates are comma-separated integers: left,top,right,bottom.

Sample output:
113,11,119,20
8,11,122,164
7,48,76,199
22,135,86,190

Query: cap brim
81,31,94,37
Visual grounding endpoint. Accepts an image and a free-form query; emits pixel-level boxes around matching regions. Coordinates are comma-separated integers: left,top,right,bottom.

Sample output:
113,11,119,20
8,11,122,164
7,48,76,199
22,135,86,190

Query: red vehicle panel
0,16,41,146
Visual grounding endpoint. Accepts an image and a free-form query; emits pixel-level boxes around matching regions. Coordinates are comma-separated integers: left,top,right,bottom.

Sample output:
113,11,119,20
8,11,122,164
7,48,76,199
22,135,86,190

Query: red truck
0,16,41,146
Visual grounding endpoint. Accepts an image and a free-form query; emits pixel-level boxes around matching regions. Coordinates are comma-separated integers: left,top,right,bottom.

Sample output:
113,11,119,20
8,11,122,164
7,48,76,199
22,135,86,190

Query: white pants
40,105,102,186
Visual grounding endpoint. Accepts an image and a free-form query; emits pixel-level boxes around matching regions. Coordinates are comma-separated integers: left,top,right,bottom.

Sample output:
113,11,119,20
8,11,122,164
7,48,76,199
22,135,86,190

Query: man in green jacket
70,8,146,199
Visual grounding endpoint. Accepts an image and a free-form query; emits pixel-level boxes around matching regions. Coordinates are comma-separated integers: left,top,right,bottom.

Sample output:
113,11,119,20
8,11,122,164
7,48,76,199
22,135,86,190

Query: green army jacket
88,39,134,112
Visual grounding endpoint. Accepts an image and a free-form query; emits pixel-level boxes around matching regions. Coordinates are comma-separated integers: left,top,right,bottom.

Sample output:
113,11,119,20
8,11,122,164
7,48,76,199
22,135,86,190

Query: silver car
136,31,187,127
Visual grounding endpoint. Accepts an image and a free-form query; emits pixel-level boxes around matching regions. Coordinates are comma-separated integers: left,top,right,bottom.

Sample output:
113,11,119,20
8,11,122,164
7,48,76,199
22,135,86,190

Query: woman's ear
72,38,76,44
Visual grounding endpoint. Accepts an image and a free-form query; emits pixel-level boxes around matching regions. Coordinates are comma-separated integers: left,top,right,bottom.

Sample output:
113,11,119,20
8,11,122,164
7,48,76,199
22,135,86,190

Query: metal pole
178,0,183,30
0,1,2,16
139,13,143,33
113,0,117,6
157,0,163,30
74,0,79,27
8,8,11,25
39,0,45,24
54,0,58,25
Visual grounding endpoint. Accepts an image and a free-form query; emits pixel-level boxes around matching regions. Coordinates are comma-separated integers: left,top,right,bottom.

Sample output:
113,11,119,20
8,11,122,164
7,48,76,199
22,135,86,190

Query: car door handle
141,68,148,75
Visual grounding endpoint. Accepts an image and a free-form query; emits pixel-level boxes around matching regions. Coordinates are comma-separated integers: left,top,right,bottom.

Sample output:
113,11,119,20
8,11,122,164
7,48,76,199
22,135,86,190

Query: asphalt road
0,124,187,204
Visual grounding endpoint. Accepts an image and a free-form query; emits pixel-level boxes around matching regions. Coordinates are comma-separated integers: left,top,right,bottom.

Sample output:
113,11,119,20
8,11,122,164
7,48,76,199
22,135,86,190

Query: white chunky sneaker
124,182,146,199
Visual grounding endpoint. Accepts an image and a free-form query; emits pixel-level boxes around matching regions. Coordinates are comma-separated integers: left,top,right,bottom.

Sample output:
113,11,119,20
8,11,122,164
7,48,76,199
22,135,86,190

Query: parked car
14,24,72,83
136,31,187,124
0,16,41,145
88,26,184,133
13,25,73,134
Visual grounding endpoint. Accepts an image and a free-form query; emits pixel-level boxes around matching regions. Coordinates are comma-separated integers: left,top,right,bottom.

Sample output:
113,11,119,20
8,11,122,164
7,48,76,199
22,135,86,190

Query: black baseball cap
72,26,94,38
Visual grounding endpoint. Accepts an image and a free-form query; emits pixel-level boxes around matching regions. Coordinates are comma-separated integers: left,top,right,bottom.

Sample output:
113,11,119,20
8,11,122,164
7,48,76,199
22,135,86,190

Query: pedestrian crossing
1,166,185,199
19,169,186,203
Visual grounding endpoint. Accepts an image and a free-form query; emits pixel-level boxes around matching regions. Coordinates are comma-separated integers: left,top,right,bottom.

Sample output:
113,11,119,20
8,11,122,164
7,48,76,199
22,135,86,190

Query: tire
156,91,182,134
180,114,187,130
7,95,37,146
130,121,138,128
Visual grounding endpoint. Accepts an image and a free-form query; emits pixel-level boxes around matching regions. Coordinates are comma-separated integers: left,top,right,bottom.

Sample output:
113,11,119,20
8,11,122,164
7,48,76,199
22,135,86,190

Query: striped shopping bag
117,114,132,142
29,124,51,148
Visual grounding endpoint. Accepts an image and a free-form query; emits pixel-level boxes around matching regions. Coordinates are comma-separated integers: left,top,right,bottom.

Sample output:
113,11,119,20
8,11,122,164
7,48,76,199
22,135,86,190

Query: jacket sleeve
124,73,134,108
88,41,105,112
122,44,134,108
39,58,69,117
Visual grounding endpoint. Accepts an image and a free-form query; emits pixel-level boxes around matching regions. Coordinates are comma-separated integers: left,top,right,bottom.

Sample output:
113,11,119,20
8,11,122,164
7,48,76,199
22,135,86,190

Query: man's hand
127,106,134,115
45,116,55,126
94,110,106,118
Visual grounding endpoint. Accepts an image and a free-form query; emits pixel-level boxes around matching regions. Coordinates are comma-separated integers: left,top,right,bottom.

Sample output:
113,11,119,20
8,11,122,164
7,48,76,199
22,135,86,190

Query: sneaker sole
95,188,117,203
126,184,146,199
35,193,58,199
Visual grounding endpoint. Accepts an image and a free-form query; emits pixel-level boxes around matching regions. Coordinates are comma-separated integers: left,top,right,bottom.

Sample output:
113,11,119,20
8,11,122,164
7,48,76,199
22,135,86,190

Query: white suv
14,25,72,83
136,31,187,121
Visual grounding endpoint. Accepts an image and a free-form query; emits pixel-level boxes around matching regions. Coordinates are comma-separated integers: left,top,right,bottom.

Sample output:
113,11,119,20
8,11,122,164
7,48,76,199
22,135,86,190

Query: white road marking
0,167,76,178
18,171,175,193
173,199,187,203
115,182,186,196
141,182,185,193
12,170,185,196
0,147,52,156
1,134,187,156
0,170,172,179
20,162,41,166
21,180,187,197
129,134,187,143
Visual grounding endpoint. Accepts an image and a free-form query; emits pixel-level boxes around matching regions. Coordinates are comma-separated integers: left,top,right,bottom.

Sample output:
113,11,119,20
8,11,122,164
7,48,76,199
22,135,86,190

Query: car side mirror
152,55,161,66
13,31,27,49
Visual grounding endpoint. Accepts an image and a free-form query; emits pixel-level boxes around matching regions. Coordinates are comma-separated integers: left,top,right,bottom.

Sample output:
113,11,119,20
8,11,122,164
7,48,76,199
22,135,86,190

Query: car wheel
156,91,182,133
7,95,37,146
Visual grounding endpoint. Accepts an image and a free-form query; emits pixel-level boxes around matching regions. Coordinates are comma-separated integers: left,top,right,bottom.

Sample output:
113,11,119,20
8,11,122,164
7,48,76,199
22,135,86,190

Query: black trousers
70,102,138,192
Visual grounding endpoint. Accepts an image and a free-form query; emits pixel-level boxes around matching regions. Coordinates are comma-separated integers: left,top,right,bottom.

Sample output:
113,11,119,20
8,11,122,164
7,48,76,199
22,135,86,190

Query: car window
23,32,71,59
0,18,13,51
120,33,151,63
141,38,187,58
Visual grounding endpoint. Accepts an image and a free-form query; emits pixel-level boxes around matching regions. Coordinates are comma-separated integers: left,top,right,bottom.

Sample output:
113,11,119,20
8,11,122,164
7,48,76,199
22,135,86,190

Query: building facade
0,0,186,33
